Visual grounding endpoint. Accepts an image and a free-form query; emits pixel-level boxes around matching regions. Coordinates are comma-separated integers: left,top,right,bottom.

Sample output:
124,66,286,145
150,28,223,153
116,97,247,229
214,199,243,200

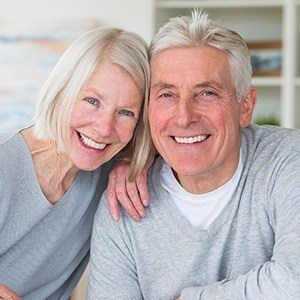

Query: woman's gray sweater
0,131,114,299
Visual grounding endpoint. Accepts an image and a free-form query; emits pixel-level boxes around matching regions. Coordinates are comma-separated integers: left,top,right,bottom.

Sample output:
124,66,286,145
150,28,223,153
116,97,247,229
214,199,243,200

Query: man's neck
174,152,241,194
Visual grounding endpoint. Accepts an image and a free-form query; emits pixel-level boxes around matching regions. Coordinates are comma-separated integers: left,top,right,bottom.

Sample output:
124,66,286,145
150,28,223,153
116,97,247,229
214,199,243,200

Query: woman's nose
92,112,115,137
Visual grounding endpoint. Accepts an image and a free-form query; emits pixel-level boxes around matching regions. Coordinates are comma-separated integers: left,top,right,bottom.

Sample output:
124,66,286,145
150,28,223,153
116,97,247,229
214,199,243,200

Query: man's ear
239,86,257,127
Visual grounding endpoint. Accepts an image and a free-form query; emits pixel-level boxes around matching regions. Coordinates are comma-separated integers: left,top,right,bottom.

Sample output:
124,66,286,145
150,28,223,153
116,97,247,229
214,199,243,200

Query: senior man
87,10,300,299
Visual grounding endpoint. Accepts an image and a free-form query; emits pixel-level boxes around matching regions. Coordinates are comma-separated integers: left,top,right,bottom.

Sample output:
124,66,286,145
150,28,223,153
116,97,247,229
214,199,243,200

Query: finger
115,181,141,222
136,171,150,206
0,286,21,300
112,165,142,222
126,181,146,218
106,173,120,222
117,192,141,222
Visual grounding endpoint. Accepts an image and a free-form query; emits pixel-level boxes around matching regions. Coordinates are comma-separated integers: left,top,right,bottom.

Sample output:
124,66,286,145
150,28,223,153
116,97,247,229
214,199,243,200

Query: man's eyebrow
151,82,176,90
151,81,223,90
195,81,223,89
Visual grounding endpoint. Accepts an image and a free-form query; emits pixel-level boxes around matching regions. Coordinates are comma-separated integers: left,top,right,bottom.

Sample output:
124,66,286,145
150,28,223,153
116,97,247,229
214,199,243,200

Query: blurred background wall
0,0,154,133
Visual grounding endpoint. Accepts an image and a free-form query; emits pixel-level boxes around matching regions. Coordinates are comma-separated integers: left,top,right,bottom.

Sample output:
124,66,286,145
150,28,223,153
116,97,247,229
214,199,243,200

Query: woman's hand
106,160,151,222
0,284,21,300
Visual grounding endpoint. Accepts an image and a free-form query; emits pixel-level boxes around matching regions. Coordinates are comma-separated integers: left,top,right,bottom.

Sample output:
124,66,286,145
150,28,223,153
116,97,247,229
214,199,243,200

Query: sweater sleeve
87,192,143,300
181,146,300,300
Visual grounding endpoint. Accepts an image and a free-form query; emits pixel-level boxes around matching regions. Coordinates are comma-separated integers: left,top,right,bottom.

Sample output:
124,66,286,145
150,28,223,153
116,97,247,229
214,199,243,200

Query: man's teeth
174,135,207,144
79,133,106,150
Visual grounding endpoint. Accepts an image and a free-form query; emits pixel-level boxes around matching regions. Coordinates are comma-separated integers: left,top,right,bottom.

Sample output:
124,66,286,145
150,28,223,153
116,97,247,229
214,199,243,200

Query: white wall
0,0,154,42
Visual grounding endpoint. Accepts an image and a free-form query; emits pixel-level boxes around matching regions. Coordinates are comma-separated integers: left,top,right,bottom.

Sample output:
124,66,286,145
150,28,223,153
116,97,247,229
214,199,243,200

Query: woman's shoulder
0,131,28,176
0,130,19,146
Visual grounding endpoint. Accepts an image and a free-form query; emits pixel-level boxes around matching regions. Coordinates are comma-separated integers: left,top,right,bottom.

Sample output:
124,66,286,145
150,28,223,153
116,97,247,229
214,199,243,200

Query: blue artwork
0,99,35,133
0,20,100,133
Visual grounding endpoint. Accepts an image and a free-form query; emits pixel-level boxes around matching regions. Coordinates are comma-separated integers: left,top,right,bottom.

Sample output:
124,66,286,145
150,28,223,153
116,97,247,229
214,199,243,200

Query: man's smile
173,134,210,144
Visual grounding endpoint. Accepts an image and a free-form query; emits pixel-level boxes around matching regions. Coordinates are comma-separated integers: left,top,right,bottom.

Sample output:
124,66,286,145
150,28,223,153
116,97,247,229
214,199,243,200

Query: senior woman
0,27,150,299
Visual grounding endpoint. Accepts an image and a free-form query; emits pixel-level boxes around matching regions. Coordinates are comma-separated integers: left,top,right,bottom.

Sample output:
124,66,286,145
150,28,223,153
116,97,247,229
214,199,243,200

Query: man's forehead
150,46,231,90
150,80,223,91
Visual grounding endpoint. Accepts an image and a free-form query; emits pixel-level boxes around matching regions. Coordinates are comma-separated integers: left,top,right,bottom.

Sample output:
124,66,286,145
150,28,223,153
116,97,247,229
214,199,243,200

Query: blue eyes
83,97,135,118
159,91,217,99
162,93,172,98
118,109,135,117
203,91,214,96
85,97,100,106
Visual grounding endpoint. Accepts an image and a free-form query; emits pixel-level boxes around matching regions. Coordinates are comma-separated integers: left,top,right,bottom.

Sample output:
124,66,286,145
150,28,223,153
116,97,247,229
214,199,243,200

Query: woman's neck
20,127,79,204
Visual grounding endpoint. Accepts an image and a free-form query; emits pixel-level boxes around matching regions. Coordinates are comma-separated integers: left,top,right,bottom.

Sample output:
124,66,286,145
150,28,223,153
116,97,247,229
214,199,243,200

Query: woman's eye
161,93,172,98
85,97,100,106
118,109,135,118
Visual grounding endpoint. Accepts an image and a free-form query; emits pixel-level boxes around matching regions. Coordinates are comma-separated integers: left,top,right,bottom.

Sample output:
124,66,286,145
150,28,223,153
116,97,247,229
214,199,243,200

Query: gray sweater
0,131,114,299
88,124,300,300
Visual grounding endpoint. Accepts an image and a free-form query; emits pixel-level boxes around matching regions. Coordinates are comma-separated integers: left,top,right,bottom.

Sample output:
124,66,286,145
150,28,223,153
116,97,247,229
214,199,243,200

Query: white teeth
79,133,106,150
174,134,207,144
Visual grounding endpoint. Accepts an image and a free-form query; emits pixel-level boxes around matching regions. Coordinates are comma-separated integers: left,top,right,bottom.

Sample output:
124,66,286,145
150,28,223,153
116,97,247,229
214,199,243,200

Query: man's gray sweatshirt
88,124,300,299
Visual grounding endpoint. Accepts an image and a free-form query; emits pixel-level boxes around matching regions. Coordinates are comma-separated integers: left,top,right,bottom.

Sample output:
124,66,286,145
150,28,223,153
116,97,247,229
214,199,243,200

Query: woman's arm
106,153,155,222
0,284,21,300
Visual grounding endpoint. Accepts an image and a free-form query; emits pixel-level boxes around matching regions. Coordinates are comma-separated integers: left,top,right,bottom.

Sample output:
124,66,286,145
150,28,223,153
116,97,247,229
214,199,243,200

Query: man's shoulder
147,156,165,192
244,124,300,154
94,158,168,232
93,190,160,243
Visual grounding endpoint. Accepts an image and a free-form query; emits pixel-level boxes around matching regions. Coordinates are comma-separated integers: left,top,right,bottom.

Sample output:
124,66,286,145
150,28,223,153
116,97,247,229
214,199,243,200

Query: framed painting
247,40,282,76
0,19,100,133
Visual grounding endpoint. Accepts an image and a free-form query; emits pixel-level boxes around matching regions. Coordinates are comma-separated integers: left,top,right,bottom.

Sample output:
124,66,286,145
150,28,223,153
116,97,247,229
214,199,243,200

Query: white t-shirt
161,153,243,229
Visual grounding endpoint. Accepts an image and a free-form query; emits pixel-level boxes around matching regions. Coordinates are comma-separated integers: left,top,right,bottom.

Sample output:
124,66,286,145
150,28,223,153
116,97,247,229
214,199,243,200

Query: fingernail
112,213,119,222
142,199,149,206
133,215,140,222
139,211,146,218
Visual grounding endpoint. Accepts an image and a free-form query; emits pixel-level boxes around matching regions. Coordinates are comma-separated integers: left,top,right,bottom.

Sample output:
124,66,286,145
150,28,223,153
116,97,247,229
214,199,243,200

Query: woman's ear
239,86,257,127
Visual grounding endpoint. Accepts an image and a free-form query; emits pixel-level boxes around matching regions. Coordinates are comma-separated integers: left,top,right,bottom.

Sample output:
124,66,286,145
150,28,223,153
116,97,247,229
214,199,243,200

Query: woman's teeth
79,133,106,150
174,134,208,144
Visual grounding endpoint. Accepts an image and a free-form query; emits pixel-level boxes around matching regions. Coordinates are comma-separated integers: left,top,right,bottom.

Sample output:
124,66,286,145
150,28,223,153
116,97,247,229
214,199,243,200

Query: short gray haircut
34,27,150,160
150,9,252,101
131,9,253,176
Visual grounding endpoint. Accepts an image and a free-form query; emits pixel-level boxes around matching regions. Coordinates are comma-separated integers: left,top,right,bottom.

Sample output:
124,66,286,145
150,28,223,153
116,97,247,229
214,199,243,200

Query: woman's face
68,62,142,171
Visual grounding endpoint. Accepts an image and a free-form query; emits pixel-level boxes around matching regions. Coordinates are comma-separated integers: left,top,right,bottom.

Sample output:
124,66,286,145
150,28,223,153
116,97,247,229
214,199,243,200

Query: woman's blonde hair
34,27,151,179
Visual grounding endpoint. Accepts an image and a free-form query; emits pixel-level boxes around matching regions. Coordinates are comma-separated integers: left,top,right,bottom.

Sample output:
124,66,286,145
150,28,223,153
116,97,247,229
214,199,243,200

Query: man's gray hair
150,9,252,101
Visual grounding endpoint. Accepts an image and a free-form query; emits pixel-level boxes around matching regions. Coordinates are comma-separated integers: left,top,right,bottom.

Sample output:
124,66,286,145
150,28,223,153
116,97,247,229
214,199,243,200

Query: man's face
149,45,255,193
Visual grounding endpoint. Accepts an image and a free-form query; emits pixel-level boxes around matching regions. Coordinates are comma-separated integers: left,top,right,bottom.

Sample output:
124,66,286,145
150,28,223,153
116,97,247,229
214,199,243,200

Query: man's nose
175,100,199,128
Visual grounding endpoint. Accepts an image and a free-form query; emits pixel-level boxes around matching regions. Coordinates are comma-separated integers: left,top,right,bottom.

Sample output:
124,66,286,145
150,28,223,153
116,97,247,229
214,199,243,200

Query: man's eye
118,109,135,118
85,97,100,106
203,91,216,97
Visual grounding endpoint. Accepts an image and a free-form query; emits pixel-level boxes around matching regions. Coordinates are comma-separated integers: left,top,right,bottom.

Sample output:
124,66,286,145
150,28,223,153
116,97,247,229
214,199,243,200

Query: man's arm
87,193,143,300
180,148,300,299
